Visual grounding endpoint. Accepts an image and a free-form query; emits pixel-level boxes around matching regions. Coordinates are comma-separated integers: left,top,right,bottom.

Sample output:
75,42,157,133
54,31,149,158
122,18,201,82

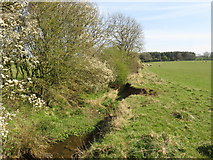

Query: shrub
98,47,140,88
70,54,115,93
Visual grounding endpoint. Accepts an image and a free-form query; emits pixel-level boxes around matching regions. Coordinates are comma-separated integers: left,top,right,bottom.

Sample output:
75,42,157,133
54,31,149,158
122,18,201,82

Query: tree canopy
105,13,143,55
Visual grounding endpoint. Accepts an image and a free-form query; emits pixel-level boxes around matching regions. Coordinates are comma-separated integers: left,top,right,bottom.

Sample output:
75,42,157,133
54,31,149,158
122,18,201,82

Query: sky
93,0,211,55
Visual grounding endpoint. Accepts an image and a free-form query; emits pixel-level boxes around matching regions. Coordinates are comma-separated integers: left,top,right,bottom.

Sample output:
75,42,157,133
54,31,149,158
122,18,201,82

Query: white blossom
1,74,5,79
7,80,13,84
13,79,19,85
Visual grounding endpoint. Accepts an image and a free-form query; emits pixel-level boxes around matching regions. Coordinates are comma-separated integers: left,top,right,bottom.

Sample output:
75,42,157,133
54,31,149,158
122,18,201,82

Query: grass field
147,61,211,91
82,62,212,158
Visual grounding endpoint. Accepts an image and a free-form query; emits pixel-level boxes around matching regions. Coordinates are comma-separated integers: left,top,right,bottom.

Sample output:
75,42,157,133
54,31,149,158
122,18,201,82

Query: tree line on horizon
139,51,196,62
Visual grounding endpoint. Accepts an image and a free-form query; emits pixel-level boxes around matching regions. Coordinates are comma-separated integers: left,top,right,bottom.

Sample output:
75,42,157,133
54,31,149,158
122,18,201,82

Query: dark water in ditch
47,116,113,158
22,83,156,159
47,135,88,158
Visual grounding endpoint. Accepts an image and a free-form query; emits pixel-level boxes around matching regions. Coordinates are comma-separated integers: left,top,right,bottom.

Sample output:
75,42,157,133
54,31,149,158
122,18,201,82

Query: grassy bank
82,67,212,158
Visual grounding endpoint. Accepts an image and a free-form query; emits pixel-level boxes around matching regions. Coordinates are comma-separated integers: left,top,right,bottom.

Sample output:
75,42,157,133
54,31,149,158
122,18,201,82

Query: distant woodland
139,51,196,62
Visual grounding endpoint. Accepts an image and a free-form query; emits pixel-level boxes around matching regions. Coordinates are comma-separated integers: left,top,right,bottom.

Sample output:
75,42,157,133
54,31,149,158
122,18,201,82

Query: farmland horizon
140,50,212,56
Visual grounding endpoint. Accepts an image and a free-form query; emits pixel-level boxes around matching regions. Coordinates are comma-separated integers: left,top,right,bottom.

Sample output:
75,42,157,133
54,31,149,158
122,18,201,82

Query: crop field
147,61,211,91
83,61,212,158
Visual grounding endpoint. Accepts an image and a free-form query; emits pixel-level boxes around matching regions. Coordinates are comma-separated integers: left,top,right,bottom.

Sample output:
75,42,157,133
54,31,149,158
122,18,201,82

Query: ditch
22,83,156,159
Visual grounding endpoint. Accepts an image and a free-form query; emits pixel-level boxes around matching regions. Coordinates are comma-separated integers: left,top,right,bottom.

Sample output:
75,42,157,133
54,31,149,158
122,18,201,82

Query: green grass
83,67,212,158
147,61,211,91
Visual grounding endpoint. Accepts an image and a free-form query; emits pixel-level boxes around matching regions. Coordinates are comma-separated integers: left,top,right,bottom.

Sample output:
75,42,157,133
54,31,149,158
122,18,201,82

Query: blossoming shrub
71,54,115,93
1,2,46,157
1,64,49,158
1,2,42,80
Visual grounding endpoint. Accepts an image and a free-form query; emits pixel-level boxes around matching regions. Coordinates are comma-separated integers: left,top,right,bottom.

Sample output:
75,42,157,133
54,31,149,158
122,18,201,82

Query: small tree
106,13,143,55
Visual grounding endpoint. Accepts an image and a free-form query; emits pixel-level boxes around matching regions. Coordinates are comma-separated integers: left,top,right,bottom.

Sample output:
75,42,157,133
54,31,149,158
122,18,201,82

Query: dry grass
127,69,143,86
112,100,133,129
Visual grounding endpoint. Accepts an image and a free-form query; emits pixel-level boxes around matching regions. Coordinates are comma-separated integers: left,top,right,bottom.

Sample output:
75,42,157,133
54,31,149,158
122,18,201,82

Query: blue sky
94,0,211,55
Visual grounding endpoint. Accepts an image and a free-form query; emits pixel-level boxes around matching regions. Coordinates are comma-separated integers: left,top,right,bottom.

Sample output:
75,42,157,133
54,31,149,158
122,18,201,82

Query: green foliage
126,53,141,74
29,2,103,85
101,98,118,112
113,61,129,87
98,48,129,87
99,47,140,88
